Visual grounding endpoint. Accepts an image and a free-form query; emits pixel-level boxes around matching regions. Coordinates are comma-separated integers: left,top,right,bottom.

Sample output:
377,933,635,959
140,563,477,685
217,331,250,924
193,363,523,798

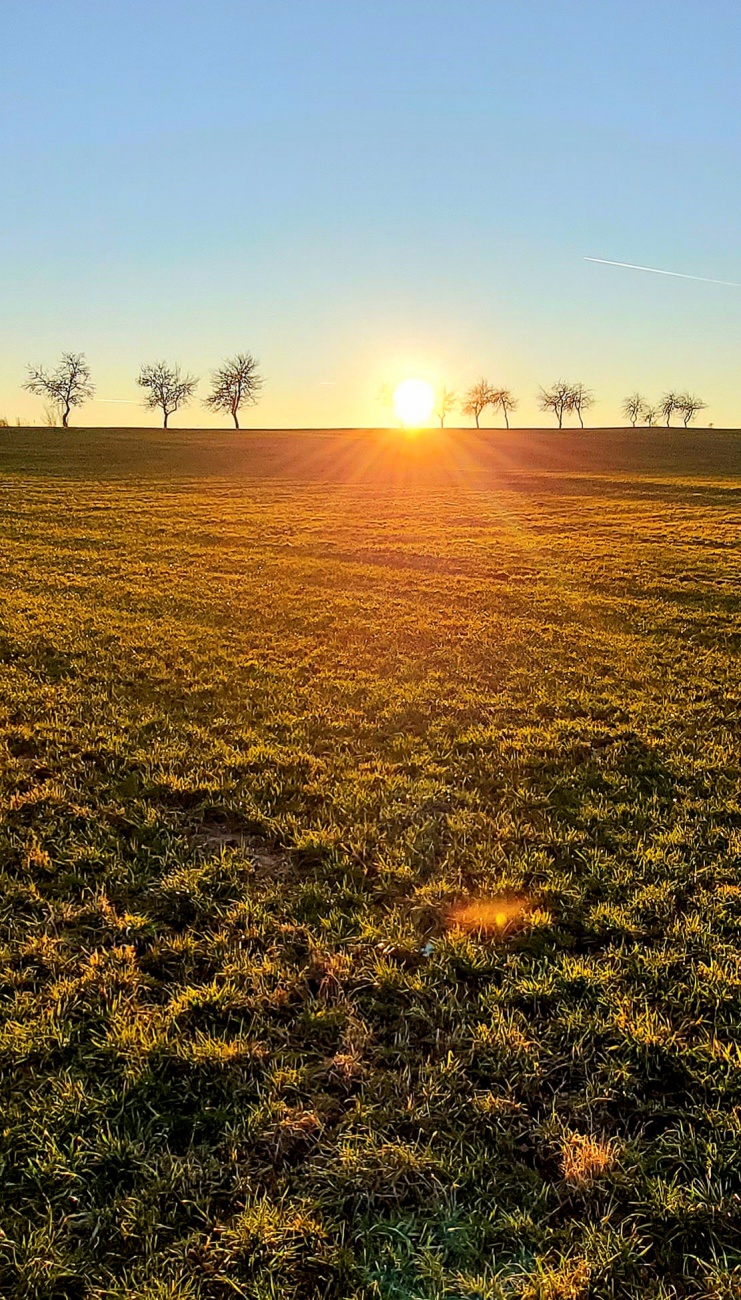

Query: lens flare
393,378,435,427
447,895,530,936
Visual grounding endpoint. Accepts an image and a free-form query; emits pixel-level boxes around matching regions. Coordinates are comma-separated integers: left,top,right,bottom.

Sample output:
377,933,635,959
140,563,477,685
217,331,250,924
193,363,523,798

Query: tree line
18,351,710,430
22,352,263,428
620,391,707,428
436,380,708,429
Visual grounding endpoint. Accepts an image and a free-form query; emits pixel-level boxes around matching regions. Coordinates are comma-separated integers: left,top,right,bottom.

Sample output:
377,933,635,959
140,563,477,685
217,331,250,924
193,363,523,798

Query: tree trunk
475,412,480,428
558,411,563,428
577,409,584,428
503,409,509,429
233,410,240,430
163,411,169,429
62,404,69,429
439,416,444,428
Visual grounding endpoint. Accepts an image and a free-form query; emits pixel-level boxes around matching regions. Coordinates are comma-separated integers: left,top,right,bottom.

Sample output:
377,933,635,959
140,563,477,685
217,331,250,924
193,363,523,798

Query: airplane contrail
585,256,741,288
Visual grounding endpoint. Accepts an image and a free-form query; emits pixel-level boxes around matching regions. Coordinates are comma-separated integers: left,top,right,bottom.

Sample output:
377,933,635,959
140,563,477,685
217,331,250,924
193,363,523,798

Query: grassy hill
1,428,741,1298
3,424,741,482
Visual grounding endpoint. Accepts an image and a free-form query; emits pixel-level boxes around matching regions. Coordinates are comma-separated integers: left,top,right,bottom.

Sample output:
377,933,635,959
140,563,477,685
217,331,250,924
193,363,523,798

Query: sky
2,0,741,428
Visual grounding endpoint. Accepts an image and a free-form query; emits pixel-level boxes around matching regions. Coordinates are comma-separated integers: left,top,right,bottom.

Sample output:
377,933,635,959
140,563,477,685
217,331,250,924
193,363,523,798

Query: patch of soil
191,821,291,877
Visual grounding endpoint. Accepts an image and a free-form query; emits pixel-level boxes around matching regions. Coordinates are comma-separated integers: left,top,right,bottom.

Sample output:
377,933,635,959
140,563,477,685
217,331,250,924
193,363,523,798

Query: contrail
585,256,741,288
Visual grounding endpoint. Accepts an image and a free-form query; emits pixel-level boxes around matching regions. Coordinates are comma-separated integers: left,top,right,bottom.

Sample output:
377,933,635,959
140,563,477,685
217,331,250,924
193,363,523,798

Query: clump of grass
517,1257,592,1300
559,1132,618,1188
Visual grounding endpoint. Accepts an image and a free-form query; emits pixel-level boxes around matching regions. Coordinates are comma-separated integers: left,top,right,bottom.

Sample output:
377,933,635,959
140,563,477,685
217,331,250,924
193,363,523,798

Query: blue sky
2,0,740,426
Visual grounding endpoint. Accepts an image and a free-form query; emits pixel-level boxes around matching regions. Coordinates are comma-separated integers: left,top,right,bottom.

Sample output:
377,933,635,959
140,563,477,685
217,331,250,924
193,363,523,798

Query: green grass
2,429,741,1298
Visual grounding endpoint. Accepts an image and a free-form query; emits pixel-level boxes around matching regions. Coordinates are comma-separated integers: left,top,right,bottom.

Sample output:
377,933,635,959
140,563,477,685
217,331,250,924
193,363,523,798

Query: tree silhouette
642,404,659,427
675,392,707,428
204,352,263,429
492,388,518,429
435,387,457,428
570,383,594,429
660,392,681,427
538,381,573,428
622,393,646,427
462,379,496,428
137,362,198,428
23,352,95,428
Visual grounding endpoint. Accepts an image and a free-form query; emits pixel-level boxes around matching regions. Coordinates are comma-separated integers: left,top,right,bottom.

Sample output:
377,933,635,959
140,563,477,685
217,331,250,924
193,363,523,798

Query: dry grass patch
560,1132,619,1187
518,1258,592,1300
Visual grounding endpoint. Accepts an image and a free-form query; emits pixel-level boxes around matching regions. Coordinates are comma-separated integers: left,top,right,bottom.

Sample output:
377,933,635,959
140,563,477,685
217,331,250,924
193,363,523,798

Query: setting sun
393,378,435,426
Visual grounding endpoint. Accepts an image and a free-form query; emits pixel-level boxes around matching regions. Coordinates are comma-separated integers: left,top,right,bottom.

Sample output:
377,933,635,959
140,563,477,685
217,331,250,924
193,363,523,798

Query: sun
393,378,435,426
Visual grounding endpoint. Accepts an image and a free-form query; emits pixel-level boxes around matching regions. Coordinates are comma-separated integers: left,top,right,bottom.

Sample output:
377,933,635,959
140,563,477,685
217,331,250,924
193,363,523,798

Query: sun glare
393,378,435,427
447,895,531,937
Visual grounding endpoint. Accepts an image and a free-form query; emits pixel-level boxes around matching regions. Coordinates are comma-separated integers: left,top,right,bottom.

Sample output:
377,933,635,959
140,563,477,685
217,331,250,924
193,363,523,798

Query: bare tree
23,352,95,428
435,387,457,428
660,392,681,427
462,379,496,428
204,352,263,429
642,404,659,427
622,393,646,427
492,388,518,429
376,383,393,421
570,383,594,429
675,392,707,428
538,380,573,429
137,362,198,428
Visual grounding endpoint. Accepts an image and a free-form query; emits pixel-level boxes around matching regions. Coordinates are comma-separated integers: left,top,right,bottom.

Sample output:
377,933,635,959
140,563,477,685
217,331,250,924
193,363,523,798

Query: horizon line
0,424,735,434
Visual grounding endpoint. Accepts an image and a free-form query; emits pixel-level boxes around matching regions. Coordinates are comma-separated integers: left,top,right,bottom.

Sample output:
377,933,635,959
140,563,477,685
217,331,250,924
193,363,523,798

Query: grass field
2,427,741,1299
